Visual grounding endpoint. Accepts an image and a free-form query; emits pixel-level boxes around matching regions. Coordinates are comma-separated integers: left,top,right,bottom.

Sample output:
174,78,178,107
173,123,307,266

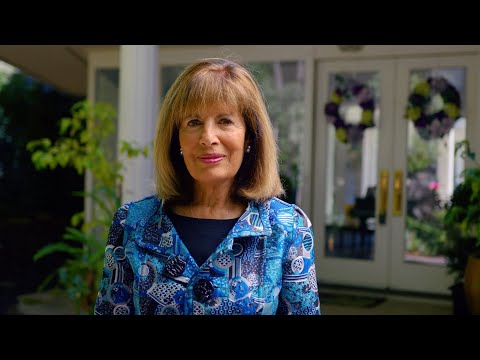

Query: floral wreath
324,83,375,145
405,76,461,140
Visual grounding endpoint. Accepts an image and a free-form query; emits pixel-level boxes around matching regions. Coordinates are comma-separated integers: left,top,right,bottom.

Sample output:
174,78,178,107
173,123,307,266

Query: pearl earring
180,148,183,156
246,145,251,153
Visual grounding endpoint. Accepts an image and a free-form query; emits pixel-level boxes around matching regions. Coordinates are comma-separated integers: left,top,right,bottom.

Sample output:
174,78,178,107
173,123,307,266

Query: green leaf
57,152,70,167
26,139,44,152
63,227,97,244
70,212,84,227
31,151,45,168
41,138,52,148
73,156,85,174
59,118,71,135
472,181,480,198
33,243,82,262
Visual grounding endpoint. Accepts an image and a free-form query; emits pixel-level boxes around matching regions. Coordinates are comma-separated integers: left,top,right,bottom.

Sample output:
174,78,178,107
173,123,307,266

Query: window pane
95,68,119,161
405,67,466,266
324,71,380,260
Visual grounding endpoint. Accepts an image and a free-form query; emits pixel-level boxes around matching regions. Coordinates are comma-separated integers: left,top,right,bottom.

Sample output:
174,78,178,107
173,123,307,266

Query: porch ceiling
0,45,117,97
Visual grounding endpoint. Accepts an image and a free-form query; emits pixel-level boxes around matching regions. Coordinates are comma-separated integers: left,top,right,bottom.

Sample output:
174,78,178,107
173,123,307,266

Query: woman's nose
200,123,218,146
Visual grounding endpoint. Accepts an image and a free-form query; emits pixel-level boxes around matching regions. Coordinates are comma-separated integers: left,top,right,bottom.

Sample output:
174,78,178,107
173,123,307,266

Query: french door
313,55,476,295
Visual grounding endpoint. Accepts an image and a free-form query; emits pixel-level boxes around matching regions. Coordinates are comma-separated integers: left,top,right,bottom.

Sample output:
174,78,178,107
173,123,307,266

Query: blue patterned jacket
94,195,320,315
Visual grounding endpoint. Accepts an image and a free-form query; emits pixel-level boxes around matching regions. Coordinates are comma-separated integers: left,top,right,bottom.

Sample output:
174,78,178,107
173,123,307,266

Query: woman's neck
174,182,246,219
193,184,231,207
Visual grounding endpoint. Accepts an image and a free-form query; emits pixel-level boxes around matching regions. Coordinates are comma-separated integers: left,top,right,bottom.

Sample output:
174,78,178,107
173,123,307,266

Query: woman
94,58,320,315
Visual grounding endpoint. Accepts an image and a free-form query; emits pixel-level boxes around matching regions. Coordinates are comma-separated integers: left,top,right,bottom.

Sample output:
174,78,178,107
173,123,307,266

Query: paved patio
6,289,453,315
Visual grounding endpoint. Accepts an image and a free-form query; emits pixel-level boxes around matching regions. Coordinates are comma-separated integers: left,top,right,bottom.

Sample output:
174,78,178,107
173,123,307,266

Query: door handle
378,169,389,225
392,170,403,216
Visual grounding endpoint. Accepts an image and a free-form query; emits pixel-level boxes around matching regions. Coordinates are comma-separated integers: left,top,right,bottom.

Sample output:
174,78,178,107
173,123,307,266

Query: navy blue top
168,210,239,267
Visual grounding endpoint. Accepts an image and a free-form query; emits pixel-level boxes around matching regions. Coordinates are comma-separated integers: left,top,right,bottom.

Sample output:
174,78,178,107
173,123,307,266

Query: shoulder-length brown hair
153,57,284,203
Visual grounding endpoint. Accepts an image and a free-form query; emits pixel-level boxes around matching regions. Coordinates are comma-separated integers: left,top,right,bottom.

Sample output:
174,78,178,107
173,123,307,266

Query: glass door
390,56,476,295
314,55,476,295
313,59,395,289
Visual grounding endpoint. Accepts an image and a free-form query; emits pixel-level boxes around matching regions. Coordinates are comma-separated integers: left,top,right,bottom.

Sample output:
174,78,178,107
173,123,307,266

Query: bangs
173,70,248,124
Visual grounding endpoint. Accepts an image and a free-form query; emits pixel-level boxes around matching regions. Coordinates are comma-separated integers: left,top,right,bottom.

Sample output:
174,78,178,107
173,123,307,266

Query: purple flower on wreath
414,115,428,128
360,98,375,112
325,102,339,117
430,77,449,93
353,84,371,104
324,82,376,146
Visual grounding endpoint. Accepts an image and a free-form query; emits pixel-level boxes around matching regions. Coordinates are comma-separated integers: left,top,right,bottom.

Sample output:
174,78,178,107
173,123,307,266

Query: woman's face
178,103,247,189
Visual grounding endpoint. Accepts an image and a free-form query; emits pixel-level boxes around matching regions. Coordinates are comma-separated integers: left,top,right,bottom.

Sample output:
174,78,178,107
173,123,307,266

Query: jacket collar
125,195,272,255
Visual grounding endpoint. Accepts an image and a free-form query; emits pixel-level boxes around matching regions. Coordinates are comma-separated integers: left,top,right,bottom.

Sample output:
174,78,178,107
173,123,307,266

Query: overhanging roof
0,45,117,97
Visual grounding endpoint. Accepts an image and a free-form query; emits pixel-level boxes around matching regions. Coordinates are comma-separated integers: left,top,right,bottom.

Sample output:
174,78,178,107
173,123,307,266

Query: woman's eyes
219,118,233,125
186,118,233,127
186,119,201,127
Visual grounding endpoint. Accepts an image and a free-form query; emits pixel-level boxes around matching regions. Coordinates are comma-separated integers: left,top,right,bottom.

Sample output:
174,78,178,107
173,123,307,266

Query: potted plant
442,140,480,315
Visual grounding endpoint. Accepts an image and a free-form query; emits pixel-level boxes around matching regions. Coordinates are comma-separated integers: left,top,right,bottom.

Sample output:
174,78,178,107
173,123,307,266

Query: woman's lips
198,154,224,163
